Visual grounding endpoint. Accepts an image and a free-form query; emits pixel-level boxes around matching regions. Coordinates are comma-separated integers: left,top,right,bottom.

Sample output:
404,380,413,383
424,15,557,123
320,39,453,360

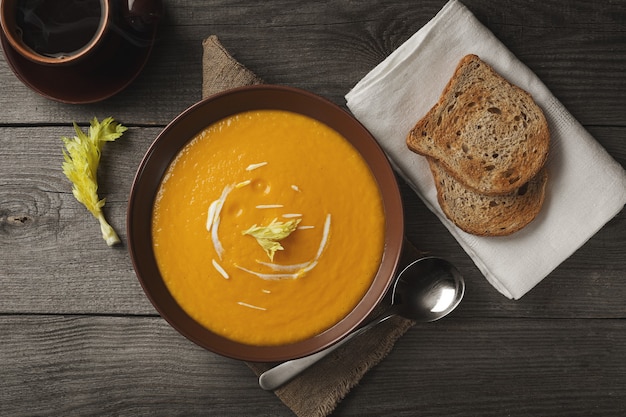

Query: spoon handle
258,311,395,390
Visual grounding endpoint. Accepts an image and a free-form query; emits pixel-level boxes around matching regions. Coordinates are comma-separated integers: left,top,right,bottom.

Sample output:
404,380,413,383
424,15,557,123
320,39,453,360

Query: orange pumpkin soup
152,110,385,346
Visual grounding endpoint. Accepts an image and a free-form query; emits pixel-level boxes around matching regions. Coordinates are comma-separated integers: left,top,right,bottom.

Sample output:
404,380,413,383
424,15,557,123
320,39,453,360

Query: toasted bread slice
407,54,550,195
428,158,547,236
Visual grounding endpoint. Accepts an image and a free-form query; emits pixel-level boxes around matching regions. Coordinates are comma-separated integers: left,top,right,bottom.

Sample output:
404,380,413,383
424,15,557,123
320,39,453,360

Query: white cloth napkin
345,0,626,299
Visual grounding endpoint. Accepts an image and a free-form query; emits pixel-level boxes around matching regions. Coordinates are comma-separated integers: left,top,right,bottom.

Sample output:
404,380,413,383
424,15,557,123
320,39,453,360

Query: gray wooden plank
0,126,159,315
1,122,624,316
338,318,626,417
0,315,288,417
0,0,624,125
0,315,623,416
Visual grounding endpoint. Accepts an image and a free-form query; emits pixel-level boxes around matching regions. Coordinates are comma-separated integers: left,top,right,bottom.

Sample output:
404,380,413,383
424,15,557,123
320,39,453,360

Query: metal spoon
258,256,465,390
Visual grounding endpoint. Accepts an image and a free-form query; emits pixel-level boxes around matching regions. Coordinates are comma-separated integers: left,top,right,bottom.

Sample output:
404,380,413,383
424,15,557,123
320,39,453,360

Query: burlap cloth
201,35,415,417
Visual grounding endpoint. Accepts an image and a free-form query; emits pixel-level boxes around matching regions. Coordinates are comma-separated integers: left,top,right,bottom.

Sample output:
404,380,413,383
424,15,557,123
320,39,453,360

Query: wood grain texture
0,316,623,416
0,0,623,124
0,126,160,315
0,0,625,415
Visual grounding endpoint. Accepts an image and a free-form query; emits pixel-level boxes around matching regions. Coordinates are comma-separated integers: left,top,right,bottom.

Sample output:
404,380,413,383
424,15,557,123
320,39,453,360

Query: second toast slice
428,158,548,236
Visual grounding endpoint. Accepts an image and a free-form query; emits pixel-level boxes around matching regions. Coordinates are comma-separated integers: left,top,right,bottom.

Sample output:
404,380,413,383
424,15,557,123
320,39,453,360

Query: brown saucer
0,27,157,104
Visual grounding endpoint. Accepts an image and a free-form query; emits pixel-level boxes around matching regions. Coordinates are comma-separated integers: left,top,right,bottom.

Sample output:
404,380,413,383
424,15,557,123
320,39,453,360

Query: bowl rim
127,84,404,362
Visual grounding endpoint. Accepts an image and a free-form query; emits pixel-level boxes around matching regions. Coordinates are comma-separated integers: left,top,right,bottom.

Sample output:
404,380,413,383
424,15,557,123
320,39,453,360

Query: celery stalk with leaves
61,117,127,246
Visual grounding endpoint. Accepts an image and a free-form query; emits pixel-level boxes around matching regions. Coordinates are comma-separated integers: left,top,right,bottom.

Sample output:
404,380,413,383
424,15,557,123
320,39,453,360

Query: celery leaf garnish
243,218,301,261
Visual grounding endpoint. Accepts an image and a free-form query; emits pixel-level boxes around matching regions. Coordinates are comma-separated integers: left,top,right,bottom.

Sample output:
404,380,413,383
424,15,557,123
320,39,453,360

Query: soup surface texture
152,110,385,346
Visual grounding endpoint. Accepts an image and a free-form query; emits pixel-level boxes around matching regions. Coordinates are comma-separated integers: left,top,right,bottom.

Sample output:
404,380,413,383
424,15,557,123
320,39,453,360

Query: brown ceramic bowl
127,85,404,362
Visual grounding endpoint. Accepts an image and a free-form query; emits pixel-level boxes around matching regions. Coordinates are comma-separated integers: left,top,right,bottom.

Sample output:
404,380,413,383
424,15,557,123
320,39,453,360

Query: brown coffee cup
0,0,112,66
0,0,162,67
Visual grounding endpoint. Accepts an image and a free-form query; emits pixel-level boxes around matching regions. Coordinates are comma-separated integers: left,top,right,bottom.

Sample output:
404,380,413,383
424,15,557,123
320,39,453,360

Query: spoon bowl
258,256,464,390
393,257,464,322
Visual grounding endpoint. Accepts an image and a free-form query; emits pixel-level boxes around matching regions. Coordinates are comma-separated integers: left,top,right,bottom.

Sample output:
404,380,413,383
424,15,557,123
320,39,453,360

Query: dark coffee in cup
0,0,110,65
15,0,104,59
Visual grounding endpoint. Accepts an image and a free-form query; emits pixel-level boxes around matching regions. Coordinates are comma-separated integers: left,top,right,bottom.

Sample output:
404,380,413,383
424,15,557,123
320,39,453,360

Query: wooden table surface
1,1,624,415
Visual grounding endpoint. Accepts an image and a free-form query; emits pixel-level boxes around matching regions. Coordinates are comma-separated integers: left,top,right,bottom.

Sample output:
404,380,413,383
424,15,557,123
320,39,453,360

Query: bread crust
407,54,550,196
428,158,547,236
